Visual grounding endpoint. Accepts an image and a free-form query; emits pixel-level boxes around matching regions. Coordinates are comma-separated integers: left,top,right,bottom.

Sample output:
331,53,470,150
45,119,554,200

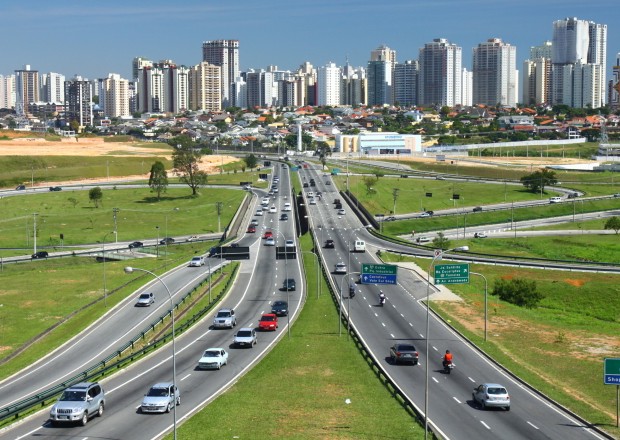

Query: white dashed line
468,376,476,382
432,346,438,351
453,397,462,404
527,421,539,430
390,334,395,338
432,377,439,383
480,421,491,430
180,374,191,381
381,322,386,327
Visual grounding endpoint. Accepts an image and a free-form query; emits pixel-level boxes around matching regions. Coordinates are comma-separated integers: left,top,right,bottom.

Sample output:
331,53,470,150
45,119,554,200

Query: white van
353,240,366,253
549,196,563,204
283,202,292,211
261,197,270,206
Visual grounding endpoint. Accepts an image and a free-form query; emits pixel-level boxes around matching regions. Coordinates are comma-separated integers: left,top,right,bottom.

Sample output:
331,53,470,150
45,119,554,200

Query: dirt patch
564,278,586,287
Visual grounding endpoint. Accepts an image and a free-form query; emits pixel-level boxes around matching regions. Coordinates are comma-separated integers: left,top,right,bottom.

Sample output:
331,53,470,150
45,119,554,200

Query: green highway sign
362,264,397,275
604,358,620,384
434,263,469,285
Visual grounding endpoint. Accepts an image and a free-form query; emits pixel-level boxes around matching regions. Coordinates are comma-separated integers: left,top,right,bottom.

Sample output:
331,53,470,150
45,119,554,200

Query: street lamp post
124,267,177,440
471,272,488,341
102,231,116,307
277,231,291,338
156,226,160,258
33,213,38,254
424,246,468,440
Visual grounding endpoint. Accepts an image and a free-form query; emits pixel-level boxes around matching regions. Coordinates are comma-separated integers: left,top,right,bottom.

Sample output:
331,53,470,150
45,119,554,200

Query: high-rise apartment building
231,76,247,109
341,63,366,106
132,57,153,81
14,65,39,116
0,75,15,109
317,62,341,106
245,69,276,109
98,73,130,118
610,53,620,111
461,68,473,106
368,45,395,106
136,61,189,114
64,75,92,128
418,38,462,107
201,40,239,108
522,41,553,105
472,38,517,107
393,60,418,107
189,61,222,112
294,62,317,107
40,72,65,104
551,17,607,108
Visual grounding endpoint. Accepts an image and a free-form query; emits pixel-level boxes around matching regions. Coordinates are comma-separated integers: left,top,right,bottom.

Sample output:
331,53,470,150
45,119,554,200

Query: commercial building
336,132,422,155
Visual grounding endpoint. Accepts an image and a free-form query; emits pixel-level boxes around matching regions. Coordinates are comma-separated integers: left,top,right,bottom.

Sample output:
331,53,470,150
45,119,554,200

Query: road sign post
604,358,620,427
361,263,397,285
434,263,469,285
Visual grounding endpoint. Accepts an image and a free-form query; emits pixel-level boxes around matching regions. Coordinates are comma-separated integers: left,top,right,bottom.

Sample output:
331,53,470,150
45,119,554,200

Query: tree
148,161,169,200
244,154,258,170
172,144,207,196
432,232,450,250
491,278,544,309
67,197,79,208
520,169,557,194
604,216,620,234
363,176,378,194
89,187,103,208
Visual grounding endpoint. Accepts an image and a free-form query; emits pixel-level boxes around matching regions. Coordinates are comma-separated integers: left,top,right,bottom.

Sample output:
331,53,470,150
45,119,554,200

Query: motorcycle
378,294,386,307
443,360,455,374
349,286,356,299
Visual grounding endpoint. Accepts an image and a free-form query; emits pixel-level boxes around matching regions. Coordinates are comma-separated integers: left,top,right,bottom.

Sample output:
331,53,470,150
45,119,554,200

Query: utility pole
112,208,120,242
33,213,38,254
216,202,223,233
392,188,400,215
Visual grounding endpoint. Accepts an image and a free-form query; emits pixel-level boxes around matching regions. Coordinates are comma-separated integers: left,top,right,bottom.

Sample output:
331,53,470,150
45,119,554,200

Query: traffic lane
0,262,221,409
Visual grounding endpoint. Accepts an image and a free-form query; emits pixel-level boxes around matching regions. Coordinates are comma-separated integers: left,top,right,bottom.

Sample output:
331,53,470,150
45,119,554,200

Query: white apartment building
461,68,473,107
610,53,620,111
202,40,239,108
189,61,222,112
40,72,65,104
98,73,130,118
136,61,189,114
418,38,462,107
522,41,553,105
317,62,341,106
472,38,517,107
0,75,15,109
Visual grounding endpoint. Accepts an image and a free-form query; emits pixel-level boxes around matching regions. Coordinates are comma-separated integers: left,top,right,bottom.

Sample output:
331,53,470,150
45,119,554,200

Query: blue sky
1,0,618,81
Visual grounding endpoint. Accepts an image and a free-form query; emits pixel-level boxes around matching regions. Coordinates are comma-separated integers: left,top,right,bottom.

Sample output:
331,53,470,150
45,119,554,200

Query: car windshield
261,316,275,322
398,345,416,351
147,387,169,397
274,302,286,307
237,331,252,337
60,390,87,401
203,351,219,357
217,311,231,318
139,294,150,299
487,387,507,395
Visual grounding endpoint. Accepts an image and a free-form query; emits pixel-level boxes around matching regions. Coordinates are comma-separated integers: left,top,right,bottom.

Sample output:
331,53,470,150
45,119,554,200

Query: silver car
140,382,180,413
213,308,236,329
49,382,105,426
233,328,257,348
472,383,511,411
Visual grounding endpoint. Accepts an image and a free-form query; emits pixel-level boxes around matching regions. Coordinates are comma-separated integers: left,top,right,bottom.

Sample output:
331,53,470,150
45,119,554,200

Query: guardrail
0,261,236,424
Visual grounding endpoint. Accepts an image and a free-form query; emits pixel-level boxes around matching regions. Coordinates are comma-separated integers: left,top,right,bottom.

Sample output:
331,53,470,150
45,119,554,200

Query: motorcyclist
442,350,453,368
349,285,356,298
378,290,386,305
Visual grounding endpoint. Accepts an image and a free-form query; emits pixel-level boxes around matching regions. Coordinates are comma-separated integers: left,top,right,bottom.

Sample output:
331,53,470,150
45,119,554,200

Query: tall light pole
156,226,160,258
124,267,177,440
424,246,468,440
102,231,116,307
33,213,38,254
112,208,120,242
471,272,488,341
277,231,291,338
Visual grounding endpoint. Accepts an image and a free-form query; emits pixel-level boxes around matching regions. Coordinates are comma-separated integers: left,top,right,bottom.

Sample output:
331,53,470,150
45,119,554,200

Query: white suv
213,308,236,329
189,256,205,267
49,382,105,426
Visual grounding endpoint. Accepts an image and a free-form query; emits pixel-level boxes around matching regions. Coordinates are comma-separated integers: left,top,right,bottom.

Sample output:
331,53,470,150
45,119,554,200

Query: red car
258,313,278,331
247,225,256,233
263,231,273,239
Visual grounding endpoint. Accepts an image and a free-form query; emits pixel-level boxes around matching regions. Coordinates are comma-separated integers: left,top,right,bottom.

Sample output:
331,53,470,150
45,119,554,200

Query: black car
282,278,296,291
15,185,26,190
280,213,288,221
425,210,434,216
472,206,483,212
271,300,289,316
303,182,309,188
384,216,396,221
159,237,175,245
324,239,335,249
31,251,49,259
128,241,144,249
49,186,62,192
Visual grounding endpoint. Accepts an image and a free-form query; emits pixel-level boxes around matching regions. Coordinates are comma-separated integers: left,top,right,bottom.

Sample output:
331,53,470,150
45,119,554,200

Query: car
309,197,316,205
140,382,180,413
567,192,579,199
416,236,431,243
337,209,346,215
310,181,316,187
247,225,256,233
324,239,335,249
285,239,295,248
268,190,274,196
261,197,270,206
31,251,49,259
269,206,277,213
474,232,487,238
255,208,263,216
272,187,279,193
282,278,296,291
258,313,278,331
186,235,198,242
197,347,229,369
425,210,434,216
264,237,276,246
160,237,175,245
334,262,347,274
280,213,288,221
384,216,396,222
49,382,105,426
49,186,62,191
435,175,445,180
212,308,236,329
271,300,289,316
333,198,341,205
303,182,309,188
250,218,259,226
128,241,144,249
549,196,563,203
136,292,155,306
335,203,343,210
614,193,620,198
15,185,26,190
472,206,483,212
472,383,511,411
307,191,314,197
233,328,257,348
389,343,419,365
263,231,273,239
283,203,292,211
189,256,205,267
325,180,331,185
418,212,432,218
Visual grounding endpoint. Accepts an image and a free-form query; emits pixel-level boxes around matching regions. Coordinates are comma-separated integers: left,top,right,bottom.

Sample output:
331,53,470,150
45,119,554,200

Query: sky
1,0,619,81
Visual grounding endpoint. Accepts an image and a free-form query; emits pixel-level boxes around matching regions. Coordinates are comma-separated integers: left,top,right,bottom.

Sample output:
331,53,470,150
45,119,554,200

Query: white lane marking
180,373,191,381
390,334,395,338
400,313,405,317
468,376,476,382
419,333,424,337
480,421,491,430
432,346,438,351
381,322,386,327
432,377,439,383
527,421,539,429
453,397,462,404
374,312,378,317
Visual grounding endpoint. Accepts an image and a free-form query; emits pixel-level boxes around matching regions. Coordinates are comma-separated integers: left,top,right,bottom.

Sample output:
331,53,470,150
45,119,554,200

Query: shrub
491,278,544,309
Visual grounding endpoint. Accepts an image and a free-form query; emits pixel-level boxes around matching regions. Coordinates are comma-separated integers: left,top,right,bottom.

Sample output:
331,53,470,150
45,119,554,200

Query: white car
269,206,277,213
418,212,432,218
337,209,345,215
264,237,276,246
188,256,204,267
261,198,270,206
255,208,263,216
309,197,316,205
197,348,229,370
283,203,292,211
285,239,295,248
233,328,257,348
334,262,347,274
136,292,155,307
140,382,179,414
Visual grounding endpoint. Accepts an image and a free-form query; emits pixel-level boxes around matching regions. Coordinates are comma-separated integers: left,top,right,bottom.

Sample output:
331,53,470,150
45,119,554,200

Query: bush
491,278,544,309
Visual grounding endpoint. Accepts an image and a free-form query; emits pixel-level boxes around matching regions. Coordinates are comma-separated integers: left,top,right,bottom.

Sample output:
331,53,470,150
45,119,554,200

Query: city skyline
1,1,618,81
